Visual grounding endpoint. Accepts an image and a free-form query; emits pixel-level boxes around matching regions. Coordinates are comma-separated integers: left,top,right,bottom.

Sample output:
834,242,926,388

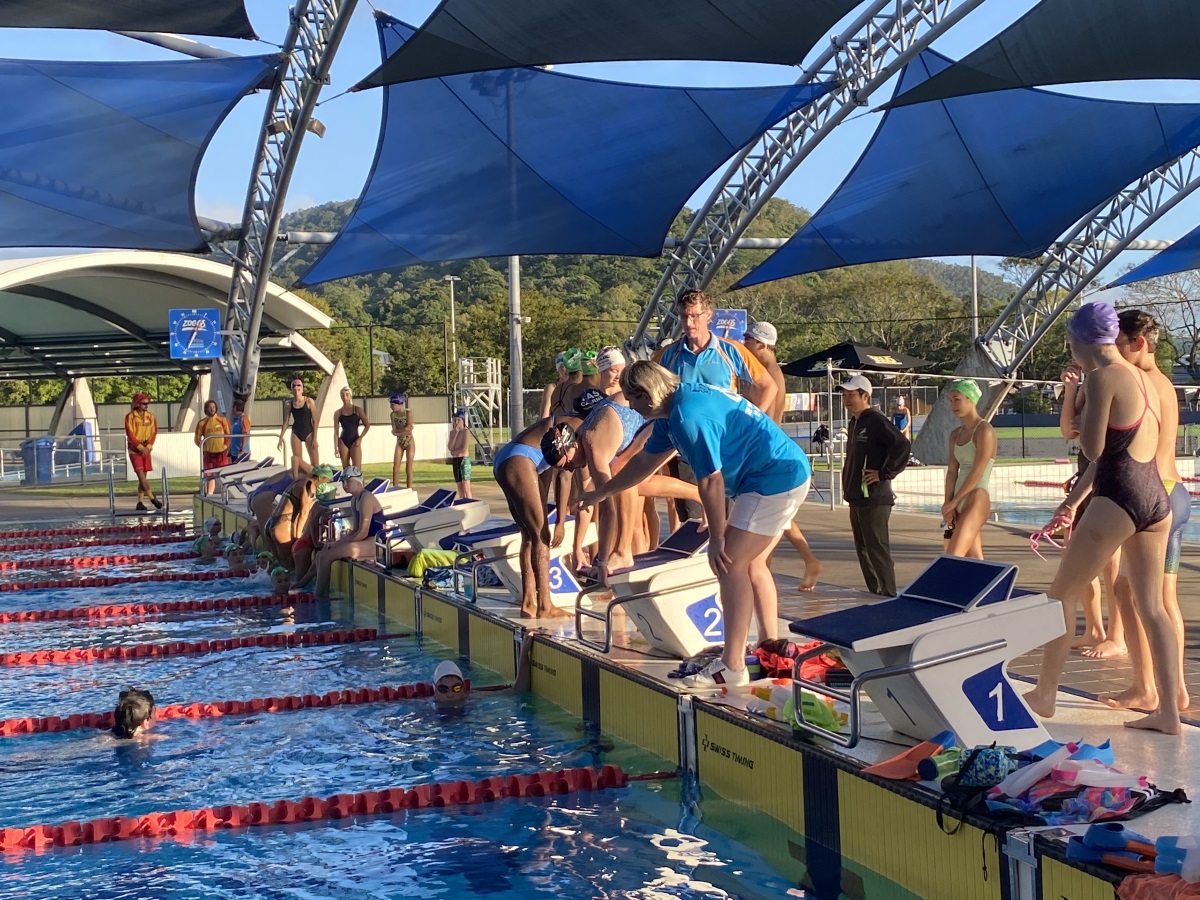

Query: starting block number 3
961,663,1036,731
548,559,580,596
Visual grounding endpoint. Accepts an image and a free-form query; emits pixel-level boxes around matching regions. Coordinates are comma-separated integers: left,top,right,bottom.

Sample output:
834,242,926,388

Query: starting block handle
791,638,1009,749
451,548,520,603
573,576,721,655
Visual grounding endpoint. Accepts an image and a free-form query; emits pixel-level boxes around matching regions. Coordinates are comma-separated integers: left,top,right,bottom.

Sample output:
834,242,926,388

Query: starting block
447,508,597,607
788,555,1064,749
575,521,724,658
374,488,491,567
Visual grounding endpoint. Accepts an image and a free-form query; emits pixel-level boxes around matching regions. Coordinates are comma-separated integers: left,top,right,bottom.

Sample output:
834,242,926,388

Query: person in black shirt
840,375,911,596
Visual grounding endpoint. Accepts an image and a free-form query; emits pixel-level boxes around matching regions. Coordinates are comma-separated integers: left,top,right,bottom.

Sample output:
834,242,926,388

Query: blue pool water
0,520,916,899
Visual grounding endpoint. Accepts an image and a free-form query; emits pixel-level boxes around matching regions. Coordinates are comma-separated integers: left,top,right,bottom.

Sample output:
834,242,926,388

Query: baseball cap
596,346,626,371
540,422,578,467
342,465,363,480
948,378,983,404
432,660,464,684
839,374,873,395
744,322,777,347
574,388,605,415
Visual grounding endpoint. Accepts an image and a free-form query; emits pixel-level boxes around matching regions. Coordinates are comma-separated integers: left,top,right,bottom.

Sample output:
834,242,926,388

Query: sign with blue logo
685,594,724,643
169,308,223,360
962,663,1036,731
547,558,580,596
713,309,747,343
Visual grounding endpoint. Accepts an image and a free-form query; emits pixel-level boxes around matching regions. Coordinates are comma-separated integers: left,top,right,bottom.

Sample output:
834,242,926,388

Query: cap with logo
540,422,578,467
342,465,363,480
574,388,606,415
839,374,873,395
596,346,626,371
744,321,777,347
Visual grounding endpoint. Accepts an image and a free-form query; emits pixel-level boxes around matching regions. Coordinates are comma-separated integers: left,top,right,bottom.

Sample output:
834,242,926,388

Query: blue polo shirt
644,383,811,498
655,335,762,389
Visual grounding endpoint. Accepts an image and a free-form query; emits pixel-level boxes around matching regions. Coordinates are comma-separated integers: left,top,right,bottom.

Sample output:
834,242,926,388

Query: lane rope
0,523,185,541
0,551,198,572
0,679,460,736
0,766,682,852
0,628,410,667
0,569,252,593
0,534,195,553
0,592,319,624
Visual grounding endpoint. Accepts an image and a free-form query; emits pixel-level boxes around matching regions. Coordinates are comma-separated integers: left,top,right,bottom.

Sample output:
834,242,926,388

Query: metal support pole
368,325,375,396
970,255,980,341
509,256,524,433
444,275,460,385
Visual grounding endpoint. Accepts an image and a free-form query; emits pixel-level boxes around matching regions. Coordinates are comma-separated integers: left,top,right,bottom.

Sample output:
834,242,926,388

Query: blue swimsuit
587,398,645,454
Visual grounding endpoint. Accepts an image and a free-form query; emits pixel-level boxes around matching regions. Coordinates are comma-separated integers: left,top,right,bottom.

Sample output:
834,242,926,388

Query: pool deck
77,487,1200,899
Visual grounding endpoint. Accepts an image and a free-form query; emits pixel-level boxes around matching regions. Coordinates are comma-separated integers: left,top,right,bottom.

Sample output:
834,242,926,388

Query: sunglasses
436,681,464,694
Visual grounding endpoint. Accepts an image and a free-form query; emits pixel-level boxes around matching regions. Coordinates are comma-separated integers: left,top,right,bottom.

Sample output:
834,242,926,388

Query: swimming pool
0,520,917,898
900,498,1200,542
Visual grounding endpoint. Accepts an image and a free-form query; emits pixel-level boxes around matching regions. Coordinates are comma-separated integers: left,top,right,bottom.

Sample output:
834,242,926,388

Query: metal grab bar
789,638,1009,749
574,575,721,654
108,470,116,520
449,547,520,601
160,467,170,520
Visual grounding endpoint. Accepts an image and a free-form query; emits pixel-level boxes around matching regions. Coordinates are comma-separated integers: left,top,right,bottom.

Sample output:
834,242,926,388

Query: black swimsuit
338,409,362,447
1092,370,1170,533
290,401,314,442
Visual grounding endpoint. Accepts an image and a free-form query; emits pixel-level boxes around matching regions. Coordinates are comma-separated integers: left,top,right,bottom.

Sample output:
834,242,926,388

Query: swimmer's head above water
432,660,467,708
256,551,275,572
113,688,155,739
271,565,291,595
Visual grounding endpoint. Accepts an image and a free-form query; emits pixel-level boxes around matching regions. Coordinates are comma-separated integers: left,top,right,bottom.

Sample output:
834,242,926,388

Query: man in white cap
743,322,824,593
840,374,911,596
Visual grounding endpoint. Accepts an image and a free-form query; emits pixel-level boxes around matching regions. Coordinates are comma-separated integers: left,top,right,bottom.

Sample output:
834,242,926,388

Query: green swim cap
311,464,335,480
256,550,275,561
316,483,337,502
948,378,982,405
271,566,289,577
563,347,583,373
582,350,599,375
223,542,241,553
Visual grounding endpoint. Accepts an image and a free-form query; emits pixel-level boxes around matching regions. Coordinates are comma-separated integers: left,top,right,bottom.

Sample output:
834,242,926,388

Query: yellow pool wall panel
382,579,417,631
468,615,517,681
597,669,679,765
529,639,583,719
1040,856,1117,900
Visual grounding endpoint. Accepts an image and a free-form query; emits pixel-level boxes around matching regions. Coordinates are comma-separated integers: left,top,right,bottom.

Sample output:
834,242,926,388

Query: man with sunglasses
432,632,537,711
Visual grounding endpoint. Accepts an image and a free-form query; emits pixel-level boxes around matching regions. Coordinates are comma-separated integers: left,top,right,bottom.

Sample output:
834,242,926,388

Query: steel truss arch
909,147,1200,464
629,0,986,355
218,0,357,405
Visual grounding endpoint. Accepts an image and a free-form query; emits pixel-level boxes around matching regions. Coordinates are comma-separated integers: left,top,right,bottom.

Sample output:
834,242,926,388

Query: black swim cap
574,388,605,415
540,422,577,467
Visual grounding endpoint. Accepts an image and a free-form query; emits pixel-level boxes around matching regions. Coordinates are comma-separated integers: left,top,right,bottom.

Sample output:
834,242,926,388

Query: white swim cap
596,346,626,371
203,516,221,531
432,660,463,683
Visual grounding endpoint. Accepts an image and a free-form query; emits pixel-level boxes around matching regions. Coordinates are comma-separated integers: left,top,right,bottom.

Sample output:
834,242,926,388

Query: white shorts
728,482,810,537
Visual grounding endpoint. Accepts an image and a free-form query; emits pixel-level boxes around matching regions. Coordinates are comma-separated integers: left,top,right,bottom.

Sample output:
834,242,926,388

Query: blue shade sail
0,0,256,38
1111,229,1200,288
734,51,1200,289
0,54,279,252
300,15,834,285
888,0,1200,109
354,0,861,89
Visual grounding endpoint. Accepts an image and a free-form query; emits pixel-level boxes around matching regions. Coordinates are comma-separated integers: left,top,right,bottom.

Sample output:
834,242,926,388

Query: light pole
443,274,460,392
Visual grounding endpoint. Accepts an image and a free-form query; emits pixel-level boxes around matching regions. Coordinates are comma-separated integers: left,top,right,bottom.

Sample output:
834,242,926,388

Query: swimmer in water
252,551,275,584
224,543,250,576
194,535,219,564
432,631,537,711
271,565,292,597
112,688,156,739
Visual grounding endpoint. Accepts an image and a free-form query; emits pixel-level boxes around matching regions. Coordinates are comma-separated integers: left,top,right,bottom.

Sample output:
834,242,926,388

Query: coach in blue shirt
574,361,811,690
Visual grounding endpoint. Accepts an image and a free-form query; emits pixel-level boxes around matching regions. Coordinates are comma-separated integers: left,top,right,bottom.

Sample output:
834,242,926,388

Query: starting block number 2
961,663,1036,731
686,595,724,642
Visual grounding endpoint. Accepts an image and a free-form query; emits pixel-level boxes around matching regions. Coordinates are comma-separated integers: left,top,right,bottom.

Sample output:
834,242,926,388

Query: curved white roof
0,251,332,379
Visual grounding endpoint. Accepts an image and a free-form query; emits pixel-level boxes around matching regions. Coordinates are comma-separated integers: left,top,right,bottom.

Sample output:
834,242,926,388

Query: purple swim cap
1067,302,1119,345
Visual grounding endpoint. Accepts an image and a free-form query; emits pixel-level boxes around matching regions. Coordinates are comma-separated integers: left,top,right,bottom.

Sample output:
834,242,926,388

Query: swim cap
540,422,578,467
432,660,464,683
596,346,625,371
563,348,583,373
315,483,337,502
948,379,982,404
453,408,466,420
582,350,599,375
311,464,335,480
343,465,363,480
256,550,275,561
132,392,151,405
271,566,289,577
1067,301,1119,345
223,542,240,554
555,352,566,369
203,516,221,532
389,393,405,404
574,388,605,415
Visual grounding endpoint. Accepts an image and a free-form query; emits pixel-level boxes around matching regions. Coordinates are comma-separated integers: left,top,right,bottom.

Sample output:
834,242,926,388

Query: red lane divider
0,680,452,736
0,551,197,572
0,765,657,853
0,592,318,625
0,628,405,667
0,534,195,553
0,569,251,593
0,523,185,541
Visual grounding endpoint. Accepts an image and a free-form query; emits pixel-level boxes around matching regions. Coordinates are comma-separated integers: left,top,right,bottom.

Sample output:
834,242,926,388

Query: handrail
107,470,116,520
574,575,720,654
160,467,170,520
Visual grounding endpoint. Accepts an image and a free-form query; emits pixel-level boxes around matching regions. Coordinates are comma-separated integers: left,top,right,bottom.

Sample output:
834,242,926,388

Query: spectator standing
278,378,319,478
194,400,231,495
891,396,912,440
389,393,415,488
840,375,910,596
229,399,250,462
334,386,370,470
448,409,472,499
653,289,777,519
124,393,161,512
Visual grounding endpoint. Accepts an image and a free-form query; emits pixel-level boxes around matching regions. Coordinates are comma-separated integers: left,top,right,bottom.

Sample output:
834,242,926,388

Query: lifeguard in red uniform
125,393,162,512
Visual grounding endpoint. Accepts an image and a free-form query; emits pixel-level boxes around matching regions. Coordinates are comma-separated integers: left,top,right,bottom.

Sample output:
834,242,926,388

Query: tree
1116,269,1200,378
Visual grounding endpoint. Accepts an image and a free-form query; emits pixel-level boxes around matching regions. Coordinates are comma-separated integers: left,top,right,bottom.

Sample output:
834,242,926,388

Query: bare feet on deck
1023,688,1056,719
523,604,571,620
1124,710,1182,736
607,552,634,575
1081,639,1127,660
798,559,823,592
1180,687,1191,711
1071,628,1105,650
1102,688,1157,712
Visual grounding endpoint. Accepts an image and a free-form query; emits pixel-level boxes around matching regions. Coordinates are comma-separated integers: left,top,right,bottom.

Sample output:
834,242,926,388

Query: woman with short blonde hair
620,360,680,415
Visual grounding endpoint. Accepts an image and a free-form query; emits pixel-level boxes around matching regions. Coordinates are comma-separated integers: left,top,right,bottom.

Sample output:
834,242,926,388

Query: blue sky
2,0,1200,282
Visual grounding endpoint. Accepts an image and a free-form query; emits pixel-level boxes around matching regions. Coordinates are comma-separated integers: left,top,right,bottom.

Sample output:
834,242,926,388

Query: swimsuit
338,408,362,447
350,492,386,539
952,426,993,512
492,441,548,474
1164,480,1191,575
289,401,314,442
587,398,645,455
548,381,575,417
391,410,411,450
1092,370,1170,533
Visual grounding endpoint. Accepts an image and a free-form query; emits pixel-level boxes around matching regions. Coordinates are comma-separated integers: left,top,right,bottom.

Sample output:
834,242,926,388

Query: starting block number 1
961,663,1036,731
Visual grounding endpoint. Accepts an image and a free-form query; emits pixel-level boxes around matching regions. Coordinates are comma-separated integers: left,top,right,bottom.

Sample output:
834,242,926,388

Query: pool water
0,521,917,899
903,498,1200,542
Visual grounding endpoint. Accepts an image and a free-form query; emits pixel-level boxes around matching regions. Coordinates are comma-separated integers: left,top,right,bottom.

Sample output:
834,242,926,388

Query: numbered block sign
547,558,581,598
961,663,1036,731
685,594,724,643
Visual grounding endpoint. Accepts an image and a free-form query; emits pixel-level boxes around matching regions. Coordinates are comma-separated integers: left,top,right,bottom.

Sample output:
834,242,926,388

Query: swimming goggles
436,681,464,694
1029,512,1074,561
